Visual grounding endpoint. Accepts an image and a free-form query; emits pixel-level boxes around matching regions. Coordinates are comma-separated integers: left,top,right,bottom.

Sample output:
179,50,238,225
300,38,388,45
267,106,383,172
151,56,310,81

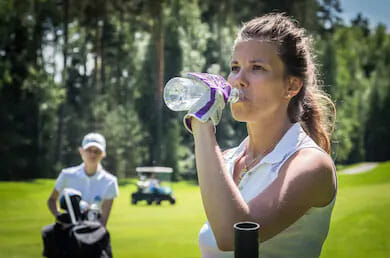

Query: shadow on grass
118,178,137,186
0,178,53,184
118,177,199,187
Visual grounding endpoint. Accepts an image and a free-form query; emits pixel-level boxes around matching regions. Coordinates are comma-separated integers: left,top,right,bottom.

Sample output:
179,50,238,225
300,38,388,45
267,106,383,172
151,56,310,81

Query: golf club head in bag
59,188,82,224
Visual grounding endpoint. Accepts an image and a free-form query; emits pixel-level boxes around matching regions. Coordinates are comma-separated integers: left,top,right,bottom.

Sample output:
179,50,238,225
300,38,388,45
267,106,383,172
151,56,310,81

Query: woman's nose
231,70,248,88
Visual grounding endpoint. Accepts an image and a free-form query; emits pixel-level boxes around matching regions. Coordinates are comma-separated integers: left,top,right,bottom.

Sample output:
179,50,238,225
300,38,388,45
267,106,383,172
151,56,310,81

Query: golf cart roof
136,166,173,173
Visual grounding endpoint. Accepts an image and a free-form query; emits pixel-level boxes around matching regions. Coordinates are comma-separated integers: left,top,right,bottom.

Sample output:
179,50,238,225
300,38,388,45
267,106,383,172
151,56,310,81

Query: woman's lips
233,89,247,102
238,92,248,102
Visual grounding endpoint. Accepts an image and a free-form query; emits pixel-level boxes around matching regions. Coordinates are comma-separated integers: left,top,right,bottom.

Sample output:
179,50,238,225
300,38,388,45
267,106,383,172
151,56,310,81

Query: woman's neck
246,114,292,160
84,163,99,176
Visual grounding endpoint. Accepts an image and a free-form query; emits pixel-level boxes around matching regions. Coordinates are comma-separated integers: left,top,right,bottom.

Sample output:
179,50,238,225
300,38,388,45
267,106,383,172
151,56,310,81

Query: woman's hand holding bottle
164,72,241,133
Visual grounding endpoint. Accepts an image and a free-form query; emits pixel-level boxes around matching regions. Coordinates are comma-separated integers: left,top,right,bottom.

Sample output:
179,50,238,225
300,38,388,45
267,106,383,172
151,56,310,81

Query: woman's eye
253,65,266,71
230,66,240,72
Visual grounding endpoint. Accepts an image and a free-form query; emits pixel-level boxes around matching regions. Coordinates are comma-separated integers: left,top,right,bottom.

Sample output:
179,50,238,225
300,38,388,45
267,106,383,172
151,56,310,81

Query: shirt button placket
86,177,90,203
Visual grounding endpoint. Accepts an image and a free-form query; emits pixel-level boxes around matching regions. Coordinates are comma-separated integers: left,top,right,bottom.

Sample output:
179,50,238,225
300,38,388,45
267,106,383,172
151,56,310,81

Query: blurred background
0,0,389,180
1,1,390,257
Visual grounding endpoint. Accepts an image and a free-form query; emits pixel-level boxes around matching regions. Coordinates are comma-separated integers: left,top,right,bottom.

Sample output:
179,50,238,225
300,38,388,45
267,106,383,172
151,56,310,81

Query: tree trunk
55,0,69,166
100,0,106,94
151,0,164,165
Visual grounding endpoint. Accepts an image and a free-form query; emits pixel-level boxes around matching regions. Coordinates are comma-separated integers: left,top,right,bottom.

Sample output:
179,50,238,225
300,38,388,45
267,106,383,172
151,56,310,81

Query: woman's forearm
192,120,249,250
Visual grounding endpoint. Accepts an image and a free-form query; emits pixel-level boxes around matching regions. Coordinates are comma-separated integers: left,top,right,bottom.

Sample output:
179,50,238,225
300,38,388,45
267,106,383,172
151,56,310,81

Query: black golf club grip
234,221,260,258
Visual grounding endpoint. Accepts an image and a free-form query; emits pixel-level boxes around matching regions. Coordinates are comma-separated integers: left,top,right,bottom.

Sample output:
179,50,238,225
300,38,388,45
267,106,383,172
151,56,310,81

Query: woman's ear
285,76,303,99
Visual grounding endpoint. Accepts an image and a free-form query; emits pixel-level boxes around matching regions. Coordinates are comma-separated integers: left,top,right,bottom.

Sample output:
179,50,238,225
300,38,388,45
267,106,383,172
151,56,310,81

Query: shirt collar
230,136,249,160
262,123,305,164
80,163,104,179
232,123,306,165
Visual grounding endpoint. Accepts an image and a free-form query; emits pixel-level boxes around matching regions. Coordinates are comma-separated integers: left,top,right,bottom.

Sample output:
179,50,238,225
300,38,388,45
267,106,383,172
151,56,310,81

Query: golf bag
42,188,112,258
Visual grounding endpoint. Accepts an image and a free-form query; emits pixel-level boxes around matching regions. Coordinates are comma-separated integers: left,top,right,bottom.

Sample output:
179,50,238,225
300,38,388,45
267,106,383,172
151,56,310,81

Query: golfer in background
46,132,119,227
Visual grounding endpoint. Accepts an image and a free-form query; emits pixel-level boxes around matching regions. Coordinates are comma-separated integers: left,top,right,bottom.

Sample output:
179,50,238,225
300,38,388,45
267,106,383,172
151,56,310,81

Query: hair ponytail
300,89,335,154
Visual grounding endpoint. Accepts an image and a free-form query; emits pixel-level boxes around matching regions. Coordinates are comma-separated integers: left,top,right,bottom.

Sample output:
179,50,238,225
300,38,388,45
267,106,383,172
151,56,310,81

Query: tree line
1,0,389,180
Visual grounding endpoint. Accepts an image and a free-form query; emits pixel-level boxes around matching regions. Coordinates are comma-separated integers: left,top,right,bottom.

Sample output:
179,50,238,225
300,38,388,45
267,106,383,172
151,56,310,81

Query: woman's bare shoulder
281,148,336,207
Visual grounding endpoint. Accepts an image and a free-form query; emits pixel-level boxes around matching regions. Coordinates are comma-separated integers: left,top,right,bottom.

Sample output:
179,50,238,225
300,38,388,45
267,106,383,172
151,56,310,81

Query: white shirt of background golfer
47,133,119,227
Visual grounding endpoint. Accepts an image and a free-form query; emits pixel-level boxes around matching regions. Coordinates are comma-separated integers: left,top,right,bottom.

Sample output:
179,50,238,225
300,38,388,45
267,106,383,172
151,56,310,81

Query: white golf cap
82,133,106,152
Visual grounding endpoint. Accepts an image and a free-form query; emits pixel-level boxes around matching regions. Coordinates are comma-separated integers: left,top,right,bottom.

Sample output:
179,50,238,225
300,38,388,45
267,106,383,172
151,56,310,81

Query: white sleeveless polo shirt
198,123,336,258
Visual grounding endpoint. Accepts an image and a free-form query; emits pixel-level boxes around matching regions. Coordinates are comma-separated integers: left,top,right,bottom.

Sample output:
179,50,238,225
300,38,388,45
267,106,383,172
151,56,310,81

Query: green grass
0,179,206,258
336,163,361,171
320,161,390,258
0,162,389,258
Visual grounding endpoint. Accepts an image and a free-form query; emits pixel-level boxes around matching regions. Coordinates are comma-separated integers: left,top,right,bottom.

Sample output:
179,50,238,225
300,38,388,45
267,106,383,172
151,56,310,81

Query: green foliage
175,0,211,73
101,104,148,178
22,67,65,177
317,21,390,163
1,0,390,180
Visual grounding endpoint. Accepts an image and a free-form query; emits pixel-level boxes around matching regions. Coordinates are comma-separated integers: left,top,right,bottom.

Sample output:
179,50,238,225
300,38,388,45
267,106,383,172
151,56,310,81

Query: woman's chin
231,110,249,122
231,104,248,121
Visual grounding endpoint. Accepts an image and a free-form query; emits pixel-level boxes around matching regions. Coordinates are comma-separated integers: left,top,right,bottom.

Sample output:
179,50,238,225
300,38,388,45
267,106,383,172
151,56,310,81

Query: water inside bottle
229,88,241,103
164,76,243,111
164,77,206,111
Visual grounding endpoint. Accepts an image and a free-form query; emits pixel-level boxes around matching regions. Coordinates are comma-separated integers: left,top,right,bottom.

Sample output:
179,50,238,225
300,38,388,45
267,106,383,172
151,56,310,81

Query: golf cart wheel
147,199,153,205
156,199,161,205
170,197,176,205
132,198,137,205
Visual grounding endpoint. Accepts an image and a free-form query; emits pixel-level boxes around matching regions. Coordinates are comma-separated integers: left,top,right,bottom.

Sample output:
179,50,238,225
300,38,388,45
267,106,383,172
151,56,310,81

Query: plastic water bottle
87,203,100,222
163,77,241,111
79,200,89,214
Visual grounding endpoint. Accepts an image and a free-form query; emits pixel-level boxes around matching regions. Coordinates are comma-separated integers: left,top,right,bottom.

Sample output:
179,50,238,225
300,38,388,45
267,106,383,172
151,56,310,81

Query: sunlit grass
0,162,389,257
320,162,390,258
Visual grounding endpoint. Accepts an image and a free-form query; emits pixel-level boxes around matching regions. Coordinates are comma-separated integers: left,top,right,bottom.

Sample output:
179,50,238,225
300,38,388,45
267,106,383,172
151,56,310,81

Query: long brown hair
235,13,336,153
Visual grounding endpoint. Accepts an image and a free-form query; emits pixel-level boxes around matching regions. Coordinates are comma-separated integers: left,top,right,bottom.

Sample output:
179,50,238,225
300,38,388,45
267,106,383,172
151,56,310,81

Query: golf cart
131,166,176,205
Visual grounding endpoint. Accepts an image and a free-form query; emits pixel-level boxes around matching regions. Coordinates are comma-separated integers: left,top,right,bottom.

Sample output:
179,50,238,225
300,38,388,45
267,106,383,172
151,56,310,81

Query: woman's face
79,146,105,166
228,40,289,122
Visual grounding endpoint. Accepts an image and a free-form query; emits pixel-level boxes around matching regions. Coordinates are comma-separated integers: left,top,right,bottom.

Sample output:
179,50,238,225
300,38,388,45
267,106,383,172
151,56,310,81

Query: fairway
320,161,390,258
0,162,389,258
